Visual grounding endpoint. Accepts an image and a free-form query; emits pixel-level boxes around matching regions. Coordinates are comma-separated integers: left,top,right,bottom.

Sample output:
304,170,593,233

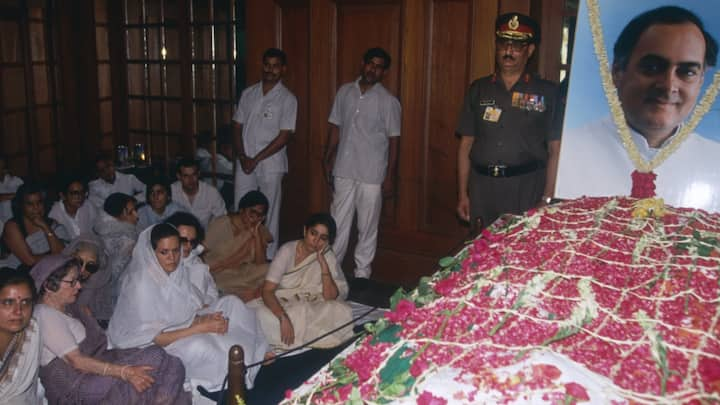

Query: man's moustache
503,54,515,61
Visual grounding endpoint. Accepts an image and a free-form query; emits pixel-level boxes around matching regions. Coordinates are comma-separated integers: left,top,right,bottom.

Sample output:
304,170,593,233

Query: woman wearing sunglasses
62,234,112,325
31,255,190,404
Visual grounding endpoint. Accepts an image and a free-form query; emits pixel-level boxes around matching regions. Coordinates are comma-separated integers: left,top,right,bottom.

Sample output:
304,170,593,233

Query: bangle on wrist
120,365,129,380
102,363,109,376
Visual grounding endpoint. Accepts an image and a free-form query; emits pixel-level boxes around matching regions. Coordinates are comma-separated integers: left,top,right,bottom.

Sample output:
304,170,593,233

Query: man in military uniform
456,13,562,229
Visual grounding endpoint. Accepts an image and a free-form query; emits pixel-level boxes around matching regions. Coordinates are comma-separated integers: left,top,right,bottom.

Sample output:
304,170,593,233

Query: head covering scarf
107,225,204,349
63,234,113,320
29,255,73,293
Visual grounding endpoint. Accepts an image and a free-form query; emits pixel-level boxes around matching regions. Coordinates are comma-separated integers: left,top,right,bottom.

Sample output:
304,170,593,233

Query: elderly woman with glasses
31,255,190,404
203,190,272,301
62,234,113,324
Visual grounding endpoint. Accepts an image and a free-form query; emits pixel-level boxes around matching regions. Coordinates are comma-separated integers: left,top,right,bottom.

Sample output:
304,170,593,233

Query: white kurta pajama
233,81,297,259
107,226,268,392
328,78,401,278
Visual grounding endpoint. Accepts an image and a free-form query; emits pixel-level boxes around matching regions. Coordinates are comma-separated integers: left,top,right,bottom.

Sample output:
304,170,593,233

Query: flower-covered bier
283,197,720,404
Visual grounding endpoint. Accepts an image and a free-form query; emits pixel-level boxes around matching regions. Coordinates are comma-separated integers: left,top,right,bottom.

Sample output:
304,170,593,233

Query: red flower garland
630,170,657,198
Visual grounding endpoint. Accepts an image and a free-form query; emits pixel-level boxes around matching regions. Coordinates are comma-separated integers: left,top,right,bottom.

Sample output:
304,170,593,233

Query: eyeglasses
496,38,529,52
60,278,81,287
179,237,199,248
78,259,99,274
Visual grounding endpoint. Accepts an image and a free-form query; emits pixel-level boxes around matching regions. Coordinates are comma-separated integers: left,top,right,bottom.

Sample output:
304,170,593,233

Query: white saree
0,318,44,404
251,241,354,351
107,226,269,391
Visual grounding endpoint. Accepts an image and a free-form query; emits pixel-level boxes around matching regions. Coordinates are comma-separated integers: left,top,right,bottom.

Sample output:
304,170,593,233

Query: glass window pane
128,99,147,130
149,64,162,96
213,0,231,22
147,28,161,60
3,67,26,109
150,101,164,130
98,63,112,98
146,0,161,24
95,0,108,23
192,0,211,23
214,24,228,61
29,22,45,62
100,100,113,133
164,28,179,61
193,64,213,99
216,64,230,100
0,21,21,63
165,64,181,98
166,101,181,132
164,0,180,22
96,27,110,60
33,65,49,104
127,63,146,95
125,0,142,24
35,106,53,146
126,28,145,60
3,111,28,154
192,25,212,60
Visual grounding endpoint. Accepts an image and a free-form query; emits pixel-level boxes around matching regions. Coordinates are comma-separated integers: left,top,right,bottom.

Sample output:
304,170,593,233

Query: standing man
323,47,401,279
171,158,227,230
233,48,297,259
456,13,561,230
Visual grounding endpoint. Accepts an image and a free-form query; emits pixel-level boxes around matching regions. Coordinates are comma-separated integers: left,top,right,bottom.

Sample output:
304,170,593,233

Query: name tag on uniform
511,92,546,112
483,106,502,122
477,99,495,106
262,105,274,119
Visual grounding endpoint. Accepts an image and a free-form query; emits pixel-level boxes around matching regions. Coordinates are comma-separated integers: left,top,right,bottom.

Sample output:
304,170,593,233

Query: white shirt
232,81,298,176
48,200,98,242
88,171,146,209
329,78,401,184
0,174,23,224
34,304,86,366
556,116,720,212
171,180,227,229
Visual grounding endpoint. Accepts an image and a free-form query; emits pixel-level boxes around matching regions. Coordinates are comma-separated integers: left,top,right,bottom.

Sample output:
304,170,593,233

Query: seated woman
137,177,183,231
253,213,353,350
0,269,43,404
48,173,98,242
108,224,270,394
30,255,190,404
93,192,138,307
204,190,272,300
165,212,219,306
63,234,113,324
1,182,65,269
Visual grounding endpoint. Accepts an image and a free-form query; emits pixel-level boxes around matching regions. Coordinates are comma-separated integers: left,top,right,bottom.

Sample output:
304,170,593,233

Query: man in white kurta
171,159,227,230
233,48,297,259
323,48,401,279
0,159,23,234
88,156,145,209
555,6,720,212
556,117,720,212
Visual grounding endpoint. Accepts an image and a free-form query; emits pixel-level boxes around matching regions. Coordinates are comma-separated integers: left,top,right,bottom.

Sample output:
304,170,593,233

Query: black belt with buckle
473,161,545,177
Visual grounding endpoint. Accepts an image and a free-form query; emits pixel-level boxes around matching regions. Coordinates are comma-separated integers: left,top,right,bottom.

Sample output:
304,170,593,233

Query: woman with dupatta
253,213,353,350
108,223,270,397
0,269,43,404
204,190,272,300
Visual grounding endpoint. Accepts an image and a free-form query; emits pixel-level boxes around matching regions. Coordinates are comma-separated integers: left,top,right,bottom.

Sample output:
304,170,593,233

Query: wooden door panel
279,2,311,240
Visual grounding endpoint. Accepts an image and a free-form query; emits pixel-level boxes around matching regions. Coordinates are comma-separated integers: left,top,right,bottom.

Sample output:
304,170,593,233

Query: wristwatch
541,196,553,204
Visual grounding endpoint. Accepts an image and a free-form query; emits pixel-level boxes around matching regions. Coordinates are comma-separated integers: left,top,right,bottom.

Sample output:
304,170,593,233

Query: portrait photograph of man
555,0,720,212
